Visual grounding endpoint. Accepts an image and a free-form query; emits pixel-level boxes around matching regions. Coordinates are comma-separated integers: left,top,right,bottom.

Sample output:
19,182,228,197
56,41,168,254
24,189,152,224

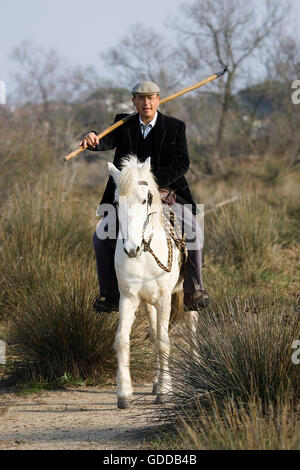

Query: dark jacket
94,111,197,213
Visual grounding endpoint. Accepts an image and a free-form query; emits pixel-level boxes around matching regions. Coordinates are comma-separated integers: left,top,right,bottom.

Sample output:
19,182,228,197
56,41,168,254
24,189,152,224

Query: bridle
115,180,156,256
116,180,187,273
138,180,175,272
138,180,156,250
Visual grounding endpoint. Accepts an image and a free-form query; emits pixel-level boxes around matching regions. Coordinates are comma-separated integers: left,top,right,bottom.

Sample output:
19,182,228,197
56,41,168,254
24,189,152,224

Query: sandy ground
0,384,160,450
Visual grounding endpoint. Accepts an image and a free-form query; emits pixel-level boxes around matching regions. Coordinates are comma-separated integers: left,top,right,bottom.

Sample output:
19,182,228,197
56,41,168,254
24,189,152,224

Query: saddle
159,188,176,205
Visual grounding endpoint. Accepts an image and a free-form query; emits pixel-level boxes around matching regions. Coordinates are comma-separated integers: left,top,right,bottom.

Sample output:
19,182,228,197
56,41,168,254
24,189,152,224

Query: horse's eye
142,199,147,205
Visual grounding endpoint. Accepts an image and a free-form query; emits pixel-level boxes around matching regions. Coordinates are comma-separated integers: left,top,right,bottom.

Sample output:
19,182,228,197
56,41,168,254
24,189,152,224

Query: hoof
155,394,168,405
117,397,132,409
152,383,159,395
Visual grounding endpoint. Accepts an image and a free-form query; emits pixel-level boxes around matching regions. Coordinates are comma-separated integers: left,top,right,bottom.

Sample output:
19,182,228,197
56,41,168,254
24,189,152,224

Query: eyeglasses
134,94,159,102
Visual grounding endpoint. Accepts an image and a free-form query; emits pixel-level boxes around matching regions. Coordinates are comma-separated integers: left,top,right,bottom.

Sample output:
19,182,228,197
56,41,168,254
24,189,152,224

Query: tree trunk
216,72,233,157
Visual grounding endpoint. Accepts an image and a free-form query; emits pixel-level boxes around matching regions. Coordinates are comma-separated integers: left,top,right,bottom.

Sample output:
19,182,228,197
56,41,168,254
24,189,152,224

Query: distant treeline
1,77,299,177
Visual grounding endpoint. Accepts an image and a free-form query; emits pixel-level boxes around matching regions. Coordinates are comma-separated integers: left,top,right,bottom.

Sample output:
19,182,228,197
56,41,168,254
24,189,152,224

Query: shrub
7,257,120,381
179,398,300,450
157,298,300,429
0,176,150,383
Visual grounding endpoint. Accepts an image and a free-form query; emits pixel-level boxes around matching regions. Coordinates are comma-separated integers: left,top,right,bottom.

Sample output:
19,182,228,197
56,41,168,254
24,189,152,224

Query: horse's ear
107,162,120,184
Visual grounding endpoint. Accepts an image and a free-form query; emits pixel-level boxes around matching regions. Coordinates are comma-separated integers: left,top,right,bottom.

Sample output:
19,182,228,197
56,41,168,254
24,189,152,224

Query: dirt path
0,384,159,450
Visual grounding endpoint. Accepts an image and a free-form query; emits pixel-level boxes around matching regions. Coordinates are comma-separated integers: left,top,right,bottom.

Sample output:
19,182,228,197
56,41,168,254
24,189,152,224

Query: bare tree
264,35,300,164
11,40,100,109
12,40,63,112
10,40,102,148
102,24,182,95
170,0,287,157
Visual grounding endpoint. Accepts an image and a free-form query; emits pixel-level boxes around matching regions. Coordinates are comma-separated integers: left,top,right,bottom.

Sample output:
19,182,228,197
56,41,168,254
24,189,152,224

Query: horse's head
108,155,160,258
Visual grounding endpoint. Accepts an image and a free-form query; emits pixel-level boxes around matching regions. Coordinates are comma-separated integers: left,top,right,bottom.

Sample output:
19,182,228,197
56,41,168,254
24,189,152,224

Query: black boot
92,295,119,314
184,289,210,311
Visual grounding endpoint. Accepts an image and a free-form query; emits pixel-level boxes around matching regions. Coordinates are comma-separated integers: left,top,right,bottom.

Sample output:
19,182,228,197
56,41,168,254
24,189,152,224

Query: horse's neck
147,206,165,239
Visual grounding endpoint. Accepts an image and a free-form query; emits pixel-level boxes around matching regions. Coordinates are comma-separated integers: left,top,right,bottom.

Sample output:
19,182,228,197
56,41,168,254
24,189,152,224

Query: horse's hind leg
114,294,139,409
144,303,160,395
184,310,199,360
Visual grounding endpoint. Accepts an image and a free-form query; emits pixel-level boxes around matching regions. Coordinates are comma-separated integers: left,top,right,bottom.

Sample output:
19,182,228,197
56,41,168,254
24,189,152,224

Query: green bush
7,257,120,381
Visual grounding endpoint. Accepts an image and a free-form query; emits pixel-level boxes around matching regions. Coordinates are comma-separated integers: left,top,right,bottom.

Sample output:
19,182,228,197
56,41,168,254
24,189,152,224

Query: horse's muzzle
124,246,141,258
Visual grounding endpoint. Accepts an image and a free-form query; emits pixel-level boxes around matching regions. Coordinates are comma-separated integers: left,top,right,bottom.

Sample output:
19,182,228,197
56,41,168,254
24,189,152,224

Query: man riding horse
80,81,210,313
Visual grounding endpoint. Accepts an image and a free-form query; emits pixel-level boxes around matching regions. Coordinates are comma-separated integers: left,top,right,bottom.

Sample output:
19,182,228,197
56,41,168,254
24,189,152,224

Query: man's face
132,94,160,123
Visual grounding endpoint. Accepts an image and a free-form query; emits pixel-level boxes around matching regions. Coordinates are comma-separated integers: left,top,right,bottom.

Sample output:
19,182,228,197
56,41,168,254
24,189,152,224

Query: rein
138,180,188,273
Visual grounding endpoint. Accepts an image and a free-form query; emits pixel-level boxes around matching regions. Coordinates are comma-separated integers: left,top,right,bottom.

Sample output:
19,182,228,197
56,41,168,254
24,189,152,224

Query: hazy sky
1,0,300,92
1,0,184,87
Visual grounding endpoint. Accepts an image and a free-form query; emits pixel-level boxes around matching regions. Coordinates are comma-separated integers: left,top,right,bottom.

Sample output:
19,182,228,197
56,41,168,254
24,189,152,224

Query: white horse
107,155,198,409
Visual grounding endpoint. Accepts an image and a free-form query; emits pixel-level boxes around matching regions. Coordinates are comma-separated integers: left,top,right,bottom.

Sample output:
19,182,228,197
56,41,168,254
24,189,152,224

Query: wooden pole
64,68,228,161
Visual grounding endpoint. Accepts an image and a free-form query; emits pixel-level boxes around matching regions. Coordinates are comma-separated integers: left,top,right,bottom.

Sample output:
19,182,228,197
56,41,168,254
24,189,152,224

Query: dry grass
179,398,300,450
149,298,300,450
0,173,151,385
0,110,299,447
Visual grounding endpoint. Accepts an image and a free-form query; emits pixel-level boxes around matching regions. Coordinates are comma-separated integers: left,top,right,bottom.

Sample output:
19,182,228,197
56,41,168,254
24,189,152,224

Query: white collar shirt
139,112,158,139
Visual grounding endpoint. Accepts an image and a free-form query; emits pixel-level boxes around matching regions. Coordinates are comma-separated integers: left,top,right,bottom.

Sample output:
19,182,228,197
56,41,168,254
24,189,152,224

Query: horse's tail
169,290,184,331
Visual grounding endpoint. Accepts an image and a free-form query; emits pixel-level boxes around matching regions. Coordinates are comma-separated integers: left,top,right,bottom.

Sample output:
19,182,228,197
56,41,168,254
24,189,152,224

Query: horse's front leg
155,294,172,403
145,303,160,395
114,294,139,409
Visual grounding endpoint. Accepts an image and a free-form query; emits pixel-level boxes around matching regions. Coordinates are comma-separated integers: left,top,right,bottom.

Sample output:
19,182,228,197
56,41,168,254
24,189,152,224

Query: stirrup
184,289,210,311
92,295,119,313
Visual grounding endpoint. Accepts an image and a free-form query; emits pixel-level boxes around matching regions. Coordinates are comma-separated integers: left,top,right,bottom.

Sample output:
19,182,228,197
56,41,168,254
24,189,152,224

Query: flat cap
131,81,160,95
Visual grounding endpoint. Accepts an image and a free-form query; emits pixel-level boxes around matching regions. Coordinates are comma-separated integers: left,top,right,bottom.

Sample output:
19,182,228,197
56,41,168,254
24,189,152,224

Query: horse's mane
118,154,161,207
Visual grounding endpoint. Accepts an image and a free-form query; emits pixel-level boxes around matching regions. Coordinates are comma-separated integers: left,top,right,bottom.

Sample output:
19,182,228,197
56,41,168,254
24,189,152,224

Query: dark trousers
93,202,203,298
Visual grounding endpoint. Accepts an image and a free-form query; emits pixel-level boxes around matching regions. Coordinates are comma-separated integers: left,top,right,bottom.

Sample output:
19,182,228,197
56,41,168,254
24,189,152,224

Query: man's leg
169,202,209,310
92,232,119,299
92,211,120,313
